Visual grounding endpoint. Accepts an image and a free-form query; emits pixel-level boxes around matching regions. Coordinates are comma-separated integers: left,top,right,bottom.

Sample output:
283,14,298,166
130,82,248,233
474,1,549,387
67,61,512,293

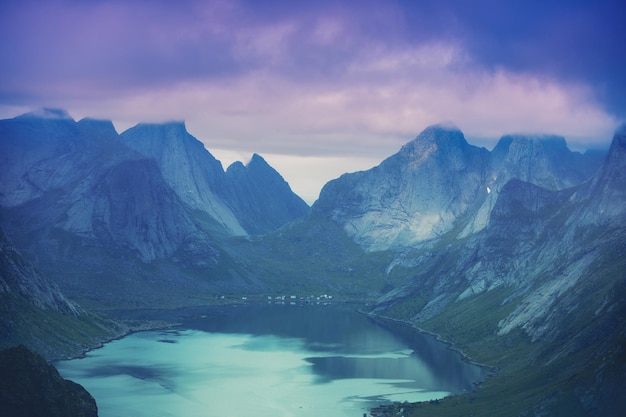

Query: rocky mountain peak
248,152,269,167
572,124,626,219
397,123,468,162
76,118,119,143
609,122,626,154
16,108,74,121
492,134,570,163
122,121,202,153
223,152,310,235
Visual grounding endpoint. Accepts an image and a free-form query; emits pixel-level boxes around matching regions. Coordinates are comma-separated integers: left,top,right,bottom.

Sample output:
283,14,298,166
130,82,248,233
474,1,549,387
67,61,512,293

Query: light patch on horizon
1,0,622,204
211,149,382,205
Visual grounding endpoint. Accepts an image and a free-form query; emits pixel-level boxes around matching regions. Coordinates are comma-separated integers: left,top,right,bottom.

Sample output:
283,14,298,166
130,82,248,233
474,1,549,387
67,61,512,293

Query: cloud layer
1,0,623,202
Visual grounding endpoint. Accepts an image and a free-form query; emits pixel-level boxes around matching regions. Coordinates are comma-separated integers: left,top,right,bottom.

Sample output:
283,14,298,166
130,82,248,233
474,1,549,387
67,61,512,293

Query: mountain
120,122,309,236
224,153,311,234
313,124,491,250
367,126,625,417
120,122,246,235
0,109,309,307
0,108,623,416
0,227,124,360
0,345,98,417
313,123,605,250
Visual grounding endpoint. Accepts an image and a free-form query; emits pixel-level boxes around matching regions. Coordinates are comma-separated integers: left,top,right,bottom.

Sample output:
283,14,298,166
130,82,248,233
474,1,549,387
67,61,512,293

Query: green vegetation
0,294,125,360
375,232,626,417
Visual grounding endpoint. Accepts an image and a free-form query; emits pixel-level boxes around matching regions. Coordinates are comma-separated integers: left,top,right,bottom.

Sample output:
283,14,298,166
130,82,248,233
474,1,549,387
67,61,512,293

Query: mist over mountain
312,123,605,250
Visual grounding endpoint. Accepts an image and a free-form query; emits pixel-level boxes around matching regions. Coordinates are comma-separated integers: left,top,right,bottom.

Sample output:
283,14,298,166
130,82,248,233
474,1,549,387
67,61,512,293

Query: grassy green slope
222,216,406,299
387,234,626,417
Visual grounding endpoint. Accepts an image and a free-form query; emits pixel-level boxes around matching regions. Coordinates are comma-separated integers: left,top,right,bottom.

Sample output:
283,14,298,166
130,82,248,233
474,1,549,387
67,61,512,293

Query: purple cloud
1,0,623,202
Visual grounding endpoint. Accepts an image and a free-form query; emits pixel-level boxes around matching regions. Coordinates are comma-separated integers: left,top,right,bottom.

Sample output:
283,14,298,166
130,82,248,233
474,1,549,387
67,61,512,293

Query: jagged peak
125,120,188,136
399,122,468,156
227,154,278,176
602,123,626,166
612,123,626,148
77,117,118,133
498,133,568,148
248,153,270,167
431,120,462,132
492,134,571,161
16,108,74,121
226,160,246,174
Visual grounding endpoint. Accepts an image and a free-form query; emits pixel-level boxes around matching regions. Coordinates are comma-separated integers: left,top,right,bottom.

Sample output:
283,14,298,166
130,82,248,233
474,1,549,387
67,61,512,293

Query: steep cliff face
121,122,309,236
0,228,80,316
0,110,119,208
0,228,125,359
0,109,313,307
0,345,98,417
0,111,215,265
569,123,626,224
224,154,310,235
313,123,605,250
314,124,490,250
370,127,626,417
120,122,246,235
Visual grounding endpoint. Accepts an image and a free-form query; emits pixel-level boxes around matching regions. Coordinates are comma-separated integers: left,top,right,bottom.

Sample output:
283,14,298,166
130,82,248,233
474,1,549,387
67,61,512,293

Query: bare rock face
313,123,604,251
314,124,490,250
121,122,310,236
0,228,80,316
0,345,98,417
121,122,247,235
224,153,311,235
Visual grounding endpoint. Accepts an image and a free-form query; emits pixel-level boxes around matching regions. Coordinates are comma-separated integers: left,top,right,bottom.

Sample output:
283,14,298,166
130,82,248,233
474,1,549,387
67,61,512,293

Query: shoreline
58,301,496,417
361,309,495,372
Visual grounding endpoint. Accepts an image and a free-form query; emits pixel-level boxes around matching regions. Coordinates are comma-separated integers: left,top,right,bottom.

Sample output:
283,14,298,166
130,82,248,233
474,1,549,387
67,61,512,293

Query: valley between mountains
1,108,624,416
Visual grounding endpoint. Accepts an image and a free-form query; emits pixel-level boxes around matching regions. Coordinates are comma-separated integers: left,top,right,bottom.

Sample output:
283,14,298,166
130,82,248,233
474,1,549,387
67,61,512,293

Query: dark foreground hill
0,345,98,417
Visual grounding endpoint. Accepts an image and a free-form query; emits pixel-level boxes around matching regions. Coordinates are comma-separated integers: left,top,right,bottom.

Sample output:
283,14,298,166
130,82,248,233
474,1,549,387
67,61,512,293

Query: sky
1,0,624,204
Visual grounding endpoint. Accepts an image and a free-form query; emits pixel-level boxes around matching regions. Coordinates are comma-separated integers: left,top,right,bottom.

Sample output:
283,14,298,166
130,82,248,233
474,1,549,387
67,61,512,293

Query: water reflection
58,304,487,417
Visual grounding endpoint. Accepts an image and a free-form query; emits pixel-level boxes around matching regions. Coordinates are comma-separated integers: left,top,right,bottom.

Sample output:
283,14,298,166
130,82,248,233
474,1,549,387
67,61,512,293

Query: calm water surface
57,304,486,417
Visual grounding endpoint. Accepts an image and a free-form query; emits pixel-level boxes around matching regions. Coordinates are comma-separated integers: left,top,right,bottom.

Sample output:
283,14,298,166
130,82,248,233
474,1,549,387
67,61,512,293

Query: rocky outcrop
224,154,310,235
373,125,626,340
121,122,247,235
0,345,98,417
0,227,125,359
0,109,310,306
121,122,309,236
0,228,80,316
314,124,490,250
313,123,605,250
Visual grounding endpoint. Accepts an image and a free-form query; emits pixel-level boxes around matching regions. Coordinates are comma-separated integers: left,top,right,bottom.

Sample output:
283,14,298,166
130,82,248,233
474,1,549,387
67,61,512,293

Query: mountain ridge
314,123,606,250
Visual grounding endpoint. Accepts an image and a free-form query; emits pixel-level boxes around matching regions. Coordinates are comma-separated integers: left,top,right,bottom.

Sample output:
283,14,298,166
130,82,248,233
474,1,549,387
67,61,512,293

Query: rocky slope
0,227,125,359
368,125,626,417
121,122,309,236
0,345,98,417
120,122,246,235
0,109,309,307
224,153,311,235
314,124,490,250
313,123,605,250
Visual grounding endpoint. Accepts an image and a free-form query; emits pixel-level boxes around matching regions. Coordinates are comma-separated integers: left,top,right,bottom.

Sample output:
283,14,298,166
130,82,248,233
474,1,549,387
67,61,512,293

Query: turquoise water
57,304,485,417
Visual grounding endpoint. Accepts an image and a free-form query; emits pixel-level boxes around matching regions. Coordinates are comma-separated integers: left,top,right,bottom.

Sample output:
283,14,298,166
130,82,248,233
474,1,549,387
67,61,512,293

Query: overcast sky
1,0,624,203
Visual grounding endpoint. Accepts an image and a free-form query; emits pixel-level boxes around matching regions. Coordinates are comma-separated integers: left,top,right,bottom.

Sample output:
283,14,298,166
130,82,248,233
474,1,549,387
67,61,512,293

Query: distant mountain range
1,108,624,416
